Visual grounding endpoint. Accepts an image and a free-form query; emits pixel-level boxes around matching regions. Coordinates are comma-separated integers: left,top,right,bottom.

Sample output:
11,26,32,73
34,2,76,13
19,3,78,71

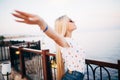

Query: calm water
5,30,120,63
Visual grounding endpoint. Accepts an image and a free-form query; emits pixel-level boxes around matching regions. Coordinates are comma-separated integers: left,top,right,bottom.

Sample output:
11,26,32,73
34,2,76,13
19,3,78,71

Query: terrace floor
0,60,27,80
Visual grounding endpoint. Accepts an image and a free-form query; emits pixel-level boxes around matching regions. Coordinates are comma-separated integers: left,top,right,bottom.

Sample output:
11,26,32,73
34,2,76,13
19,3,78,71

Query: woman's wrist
43,25,48,32
37,20,48,31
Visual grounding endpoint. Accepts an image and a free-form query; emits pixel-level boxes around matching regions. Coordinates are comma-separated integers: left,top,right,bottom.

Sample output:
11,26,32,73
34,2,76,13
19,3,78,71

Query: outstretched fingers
15,20,26,23
12,13,28,20
12,10,42,24
12,10,34,20
15,10,33,17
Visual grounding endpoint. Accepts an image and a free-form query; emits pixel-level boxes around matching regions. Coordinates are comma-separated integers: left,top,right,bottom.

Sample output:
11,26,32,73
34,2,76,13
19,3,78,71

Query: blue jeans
62,70,84,80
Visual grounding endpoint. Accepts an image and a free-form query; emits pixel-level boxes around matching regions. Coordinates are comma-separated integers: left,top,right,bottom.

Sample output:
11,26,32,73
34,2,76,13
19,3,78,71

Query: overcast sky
0,0,120,35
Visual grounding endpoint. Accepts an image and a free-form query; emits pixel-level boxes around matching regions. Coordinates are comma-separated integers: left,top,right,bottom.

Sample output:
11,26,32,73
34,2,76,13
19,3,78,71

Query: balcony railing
9,46,55,80
9,46,120,80
85,59,120,80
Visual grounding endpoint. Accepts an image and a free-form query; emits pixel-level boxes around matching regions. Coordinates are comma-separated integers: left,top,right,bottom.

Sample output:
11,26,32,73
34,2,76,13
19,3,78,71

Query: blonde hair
55,15,69,80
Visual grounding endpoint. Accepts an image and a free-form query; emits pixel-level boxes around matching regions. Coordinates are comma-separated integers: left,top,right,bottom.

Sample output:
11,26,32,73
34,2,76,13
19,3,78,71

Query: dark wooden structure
0,40,40,61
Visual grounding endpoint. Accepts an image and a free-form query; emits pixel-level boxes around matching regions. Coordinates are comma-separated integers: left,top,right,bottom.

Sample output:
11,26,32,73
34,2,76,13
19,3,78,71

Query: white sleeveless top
61,38,85,73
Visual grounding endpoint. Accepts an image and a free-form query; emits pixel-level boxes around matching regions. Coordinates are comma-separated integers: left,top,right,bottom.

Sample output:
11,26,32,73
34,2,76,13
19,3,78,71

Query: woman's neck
65,31,72,38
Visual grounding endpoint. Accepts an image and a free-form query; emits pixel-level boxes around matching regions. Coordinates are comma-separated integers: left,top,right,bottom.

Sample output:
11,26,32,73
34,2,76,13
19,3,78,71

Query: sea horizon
3,29,120,64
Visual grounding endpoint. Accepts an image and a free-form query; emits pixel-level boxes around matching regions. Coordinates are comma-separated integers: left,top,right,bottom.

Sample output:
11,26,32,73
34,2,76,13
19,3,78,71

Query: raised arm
12,10,69,47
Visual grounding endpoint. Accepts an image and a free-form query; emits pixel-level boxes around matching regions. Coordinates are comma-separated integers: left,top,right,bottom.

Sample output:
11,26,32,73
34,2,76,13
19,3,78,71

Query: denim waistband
62,70,84,80
67,70,84,75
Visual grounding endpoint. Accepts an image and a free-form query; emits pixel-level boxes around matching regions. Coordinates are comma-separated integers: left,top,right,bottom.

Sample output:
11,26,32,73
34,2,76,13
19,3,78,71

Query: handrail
85,59,119,69
9,46,120,80
9,46,52,80
85,59,120,80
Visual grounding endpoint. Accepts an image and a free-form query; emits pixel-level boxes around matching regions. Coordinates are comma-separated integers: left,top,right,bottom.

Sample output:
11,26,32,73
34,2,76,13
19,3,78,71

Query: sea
4,29,120,80
5,30,120,63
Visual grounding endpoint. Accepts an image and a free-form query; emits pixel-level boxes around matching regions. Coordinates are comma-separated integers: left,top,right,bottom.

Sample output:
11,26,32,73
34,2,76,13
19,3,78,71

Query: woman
12,10,85,80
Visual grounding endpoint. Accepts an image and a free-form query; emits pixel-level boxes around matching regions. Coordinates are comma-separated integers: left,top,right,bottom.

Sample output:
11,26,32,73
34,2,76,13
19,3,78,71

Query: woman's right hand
12,10,46,26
